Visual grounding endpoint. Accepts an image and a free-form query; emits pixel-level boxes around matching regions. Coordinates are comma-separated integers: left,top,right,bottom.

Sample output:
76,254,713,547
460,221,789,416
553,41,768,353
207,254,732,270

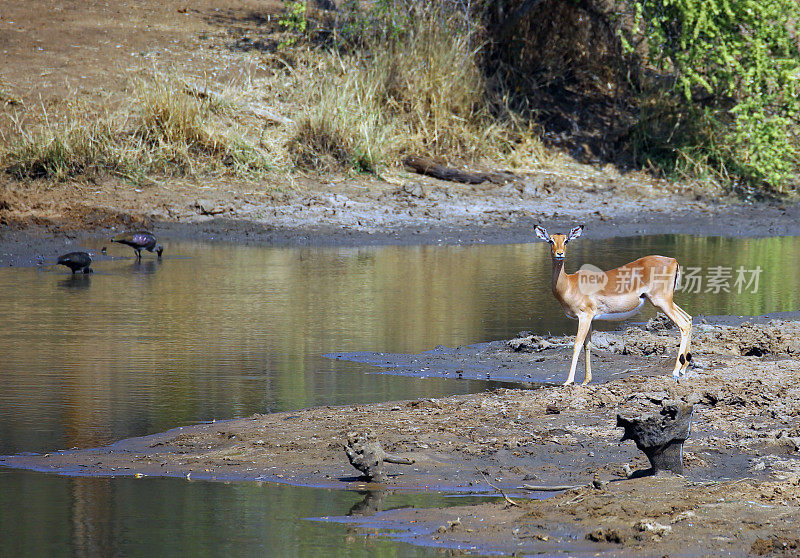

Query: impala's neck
551,256,567,296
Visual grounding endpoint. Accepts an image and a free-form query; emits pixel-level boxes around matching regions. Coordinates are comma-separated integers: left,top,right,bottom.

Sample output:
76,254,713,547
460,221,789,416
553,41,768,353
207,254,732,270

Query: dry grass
0,11,548,184
280,11,548,173
130,75,271,176
0,75,273,183
2,101,126,181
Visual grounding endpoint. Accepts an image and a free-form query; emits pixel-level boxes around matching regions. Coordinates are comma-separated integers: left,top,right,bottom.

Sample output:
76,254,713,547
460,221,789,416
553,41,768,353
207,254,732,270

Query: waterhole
1,234,799,555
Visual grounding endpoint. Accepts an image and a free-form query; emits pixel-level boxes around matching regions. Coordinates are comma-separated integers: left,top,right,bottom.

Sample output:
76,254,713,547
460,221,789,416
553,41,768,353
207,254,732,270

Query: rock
617,401,694,475
507,335,570,353
195,199,226,215
634,520,672,537
645,312,675,331
399,182,426,198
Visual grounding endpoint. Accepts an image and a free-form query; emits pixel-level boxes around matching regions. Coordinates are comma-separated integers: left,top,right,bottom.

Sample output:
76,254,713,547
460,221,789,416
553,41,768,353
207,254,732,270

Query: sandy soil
3,319,800,555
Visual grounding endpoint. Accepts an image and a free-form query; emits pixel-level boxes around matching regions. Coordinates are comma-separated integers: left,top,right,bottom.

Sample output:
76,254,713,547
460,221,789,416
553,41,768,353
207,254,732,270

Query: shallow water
1,234,799,555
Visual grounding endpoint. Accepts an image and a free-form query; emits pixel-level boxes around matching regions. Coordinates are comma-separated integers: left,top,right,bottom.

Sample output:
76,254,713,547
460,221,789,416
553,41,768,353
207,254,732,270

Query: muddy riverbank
3,172,800,268
3,318,799,555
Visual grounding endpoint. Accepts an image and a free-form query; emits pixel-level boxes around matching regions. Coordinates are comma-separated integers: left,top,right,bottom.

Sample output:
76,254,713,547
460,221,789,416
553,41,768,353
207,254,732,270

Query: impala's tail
674,263,682,293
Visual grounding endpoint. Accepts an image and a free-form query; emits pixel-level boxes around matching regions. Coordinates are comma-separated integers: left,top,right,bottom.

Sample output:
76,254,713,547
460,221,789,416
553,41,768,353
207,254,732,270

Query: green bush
279,1,308,47
624,0,800,192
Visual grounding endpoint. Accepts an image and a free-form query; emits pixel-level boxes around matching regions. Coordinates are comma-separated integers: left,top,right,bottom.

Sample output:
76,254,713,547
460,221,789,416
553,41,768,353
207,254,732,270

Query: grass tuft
283,9,546,173
1,75,273,182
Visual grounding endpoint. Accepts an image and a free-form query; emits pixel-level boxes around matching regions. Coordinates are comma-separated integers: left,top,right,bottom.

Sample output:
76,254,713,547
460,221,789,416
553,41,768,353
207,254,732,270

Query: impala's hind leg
650,299,692,378
674,303,693,375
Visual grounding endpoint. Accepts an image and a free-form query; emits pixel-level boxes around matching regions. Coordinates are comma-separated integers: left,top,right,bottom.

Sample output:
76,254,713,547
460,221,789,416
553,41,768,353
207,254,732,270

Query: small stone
634,520,672,537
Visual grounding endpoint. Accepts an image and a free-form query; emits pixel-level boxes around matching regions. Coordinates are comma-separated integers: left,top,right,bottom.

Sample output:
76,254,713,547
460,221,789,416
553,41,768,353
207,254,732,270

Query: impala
534,225,692,385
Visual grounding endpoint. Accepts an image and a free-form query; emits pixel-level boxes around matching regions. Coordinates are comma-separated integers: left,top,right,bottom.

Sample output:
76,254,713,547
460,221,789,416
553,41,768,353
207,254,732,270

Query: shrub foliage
623,0,800,192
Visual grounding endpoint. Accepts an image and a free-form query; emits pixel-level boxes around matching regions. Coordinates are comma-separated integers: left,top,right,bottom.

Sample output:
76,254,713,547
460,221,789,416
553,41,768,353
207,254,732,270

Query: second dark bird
111,231,164,260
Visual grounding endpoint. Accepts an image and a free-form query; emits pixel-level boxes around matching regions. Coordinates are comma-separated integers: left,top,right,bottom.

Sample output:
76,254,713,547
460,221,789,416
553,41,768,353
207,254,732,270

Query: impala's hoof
563,380,575,386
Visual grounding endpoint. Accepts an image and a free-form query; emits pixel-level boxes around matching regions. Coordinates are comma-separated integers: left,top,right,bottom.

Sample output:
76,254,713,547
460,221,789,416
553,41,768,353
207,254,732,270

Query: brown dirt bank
3,320,799,555
2,170,800,269
2,0,799,268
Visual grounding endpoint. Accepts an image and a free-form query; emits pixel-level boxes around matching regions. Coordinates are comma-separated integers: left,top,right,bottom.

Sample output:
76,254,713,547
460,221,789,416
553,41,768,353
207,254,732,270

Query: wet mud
2,318,800,555
3,178,800,268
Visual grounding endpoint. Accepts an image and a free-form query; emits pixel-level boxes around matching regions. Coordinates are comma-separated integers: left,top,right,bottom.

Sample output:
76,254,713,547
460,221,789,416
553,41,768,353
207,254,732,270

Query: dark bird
57,252,93,274
111,231,163,260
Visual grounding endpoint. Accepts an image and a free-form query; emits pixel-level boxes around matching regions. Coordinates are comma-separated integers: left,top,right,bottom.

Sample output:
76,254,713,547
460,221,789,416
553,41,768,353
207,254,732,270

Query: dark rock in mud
586,527,627,544
645,312,675,331
751,536,800,556
617,401,694,476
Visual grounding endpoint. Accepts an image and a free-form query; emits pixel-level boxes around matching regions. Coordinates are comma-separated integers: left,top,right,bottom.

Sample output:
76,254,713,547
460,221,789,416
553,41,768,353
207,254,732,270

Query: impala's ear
566,225,584,242
534,225,552,243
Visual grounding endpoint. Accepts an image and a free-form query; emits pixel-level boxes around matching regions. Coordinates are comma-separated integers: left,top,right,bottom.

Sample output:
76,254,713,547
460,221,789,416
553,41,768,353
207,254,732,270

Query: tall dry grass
1,75,272,182
2,102,128,181
0,9,547,183
284,11,547,172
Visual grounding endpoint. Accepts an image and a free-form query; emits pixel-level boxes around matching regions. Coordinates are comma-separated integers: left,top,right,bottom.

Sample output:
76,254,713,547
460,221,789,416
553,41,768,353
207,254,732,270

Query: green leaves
279,1,308,48
626,0,800,191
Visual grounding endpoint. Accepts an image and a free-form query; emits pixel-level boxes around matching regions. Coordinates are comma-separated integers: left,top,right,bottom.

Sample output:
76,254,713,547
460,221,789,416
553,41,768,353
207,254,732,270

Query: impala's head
534,225,584,260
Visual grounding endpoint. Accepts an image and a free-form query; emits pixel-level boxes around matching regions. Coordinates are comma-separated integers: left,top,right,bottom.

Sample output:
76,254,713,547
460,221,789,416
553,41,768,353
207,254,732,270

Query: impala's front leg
583,324,592,385
565,316,592,386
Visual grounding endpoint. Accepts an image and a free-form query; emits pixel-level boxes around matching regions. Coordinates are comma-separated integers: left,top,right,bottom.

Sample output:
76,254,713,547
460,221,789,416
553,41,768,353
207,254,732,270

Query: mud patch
2,320,800,555
697,321,800,357
328,336,675,384
339,476,800,557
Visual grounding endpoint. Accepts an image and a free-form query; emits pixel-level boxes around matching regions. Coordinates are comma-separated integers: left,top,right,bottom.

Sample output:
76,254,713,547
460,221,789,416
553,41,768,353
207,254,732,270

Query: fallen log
403,155,514,185
344,431,415,482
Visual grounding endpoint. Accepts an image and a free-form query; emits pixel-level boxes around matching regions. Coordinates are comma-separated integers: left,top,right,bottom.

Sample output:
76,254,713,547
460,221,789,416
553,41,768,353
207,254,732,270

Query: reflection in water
58,275,92,290
348,490,387,516
0,468,481,557
71,477,114,558
129,259,161,275
1,235,800,555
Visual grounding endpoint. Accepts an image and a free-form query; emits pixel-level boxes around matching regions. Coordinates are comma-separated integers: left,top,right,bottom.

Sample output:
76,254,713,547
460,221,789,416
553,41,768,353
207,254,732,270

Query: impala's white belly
593,297,646,321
